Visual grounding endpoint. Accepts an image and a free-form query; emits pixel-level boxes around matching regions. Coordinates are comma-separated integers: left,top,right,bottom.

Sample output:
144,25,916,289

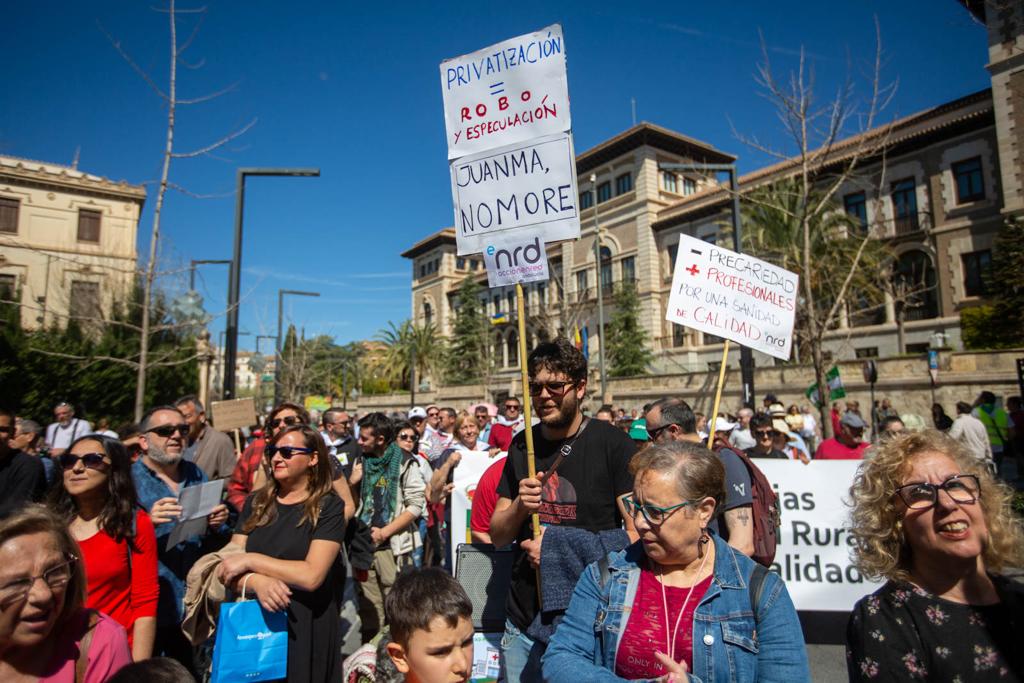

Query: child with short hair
384,567,475,683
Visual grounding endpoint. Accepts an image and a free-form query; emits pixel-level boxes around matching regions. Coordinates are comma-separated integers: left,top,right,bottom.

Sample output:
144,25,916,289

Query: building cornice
575,122,735,176
0,155,147,204
401,227,457,259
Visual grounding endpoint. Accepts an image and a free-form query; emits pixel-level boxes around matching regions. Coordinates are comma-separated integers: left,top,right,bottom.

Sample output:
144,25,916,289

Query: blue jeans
501,618,545,682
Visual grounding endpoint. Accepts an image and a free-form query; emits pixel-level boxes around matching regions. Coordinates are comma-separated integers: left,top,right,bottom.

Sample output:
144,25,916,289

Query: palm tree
376,320,446,390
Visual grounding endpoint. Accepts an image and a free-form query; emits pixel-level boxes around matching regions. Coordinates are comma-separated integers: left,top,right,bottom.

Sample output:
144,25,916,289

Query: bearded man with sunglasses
490,339,638,682
131,405,231,669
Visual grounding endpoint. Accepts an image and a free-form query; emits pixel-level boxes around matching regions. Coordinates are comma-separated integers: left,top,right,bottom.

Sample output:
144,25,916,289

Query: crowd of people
1,345,1022,682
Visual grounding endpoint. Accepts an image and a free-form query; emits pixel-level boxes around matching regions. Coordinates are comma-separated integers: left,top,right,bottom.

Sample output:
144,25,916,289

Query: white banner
451,132,579,255
757,460,881,612
440,24,570,159
483,229,550,287
449,450,497,570
666,234,799,360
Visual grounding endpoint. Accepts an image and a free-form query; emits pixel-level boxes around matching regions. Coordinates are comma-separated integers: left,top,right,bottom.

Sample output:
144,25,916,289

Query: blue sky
3,1,987,349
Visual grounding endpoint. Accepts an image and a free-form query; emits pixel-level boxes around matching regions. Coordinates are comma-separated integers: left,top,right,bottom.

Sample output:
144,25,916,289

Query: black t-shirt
744,446,788,459
496,418,636,631
0,450,46,519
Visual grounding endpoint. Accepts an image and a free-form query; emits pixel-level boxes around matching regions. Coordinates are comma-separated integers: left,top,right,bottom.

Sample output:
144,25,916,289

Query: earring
698,527,710,557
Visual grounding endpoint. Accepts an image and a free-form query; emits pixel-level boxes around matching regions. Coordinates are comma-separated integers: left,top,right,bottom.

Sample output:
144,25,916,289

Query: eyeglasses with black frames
645,423,678,441
622,494,694,526
265,445,315,460
146,424,189,438
894,474,981,510
270,416,304,430
527,381,575,397
58,452,109,471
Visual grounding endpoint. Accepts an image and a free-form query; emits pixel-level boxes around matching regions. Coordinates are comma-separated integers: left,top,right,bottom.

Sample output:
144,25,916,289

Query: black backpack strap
596,553,611,590
748,563,769,623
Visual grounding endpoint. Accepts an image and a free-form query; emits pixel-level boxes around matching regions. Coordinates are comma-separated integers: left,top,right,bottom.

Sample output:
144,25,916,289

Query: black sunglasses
504,403,521,410
270,416,304,429
147,424,189,438
646,423,678,441
58,452,109,471
265,445,315,459
753,429,776,439
527,381,574,397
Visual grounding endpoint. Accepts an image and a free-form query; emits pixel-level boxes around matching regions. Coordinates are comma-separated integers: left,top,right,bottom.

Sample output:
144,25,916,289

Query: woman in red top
49,434,158,661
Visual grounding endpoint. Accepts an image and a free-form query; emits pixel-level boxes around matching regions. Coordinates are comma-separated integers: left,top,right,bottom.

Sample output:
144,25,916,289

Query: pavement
807,644,847,682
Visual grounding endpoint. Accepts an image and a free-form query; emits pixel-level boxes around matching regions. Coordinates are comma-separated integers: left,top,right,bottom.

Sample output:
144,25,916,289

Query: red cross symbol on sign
685,264,700,276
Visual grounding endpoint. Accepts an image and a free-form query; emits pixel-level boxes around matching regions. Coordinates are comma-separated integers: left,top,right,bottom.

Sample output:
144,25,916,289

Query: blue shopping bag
210,577,288,683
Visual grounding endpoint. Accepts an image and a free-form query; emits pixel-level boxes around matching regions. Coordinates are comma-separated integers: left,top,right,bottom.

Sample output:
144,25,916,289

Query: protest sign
666,234,799,360
209,397,257,432
756,460,881,612
482,228,550,287
440,24,570,159
471,633,502,682
448,450,498,570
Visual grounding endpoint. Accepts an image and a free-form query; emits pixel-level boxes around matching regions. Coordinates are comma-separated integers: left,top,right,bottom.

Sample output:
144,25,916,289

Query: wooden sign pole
516,282,541,541
707,340,731,450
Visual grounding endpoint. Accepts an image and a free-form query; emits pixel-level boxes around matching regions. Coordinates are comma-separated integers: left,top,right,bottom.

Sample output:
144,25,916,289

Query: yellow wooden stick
707,340,731,450
516,282,541,541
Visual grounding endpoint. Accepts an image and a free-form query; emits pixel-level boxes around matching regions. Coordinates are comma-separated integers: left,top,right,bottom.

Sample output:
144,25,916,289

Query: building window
77,209,101,243
492,294,500,313
580,191,593,209
615,173,632,195
672,324,687,347
507,291,514,314
855,347,879,359
891,178,918,234
576,270,588,299
597,181,612,203
0,197,19,234
682,178,696,196
952,157,984,203
962,249,992,297
0,274,16,302
457,257,466,270
894,250,938,320
599,246,614,294
69,280,101,321
667,243,679,278
621,256,636,284
537,281,547,304
905,342,930,355
507,330,519,367
662,172,677,193
423,301,433,327
844,191,868,233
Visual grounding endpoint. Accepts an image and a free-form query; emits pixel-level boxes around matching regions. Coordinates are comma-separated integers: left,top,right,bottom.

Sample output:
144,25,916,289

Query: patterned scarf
359,441,402,526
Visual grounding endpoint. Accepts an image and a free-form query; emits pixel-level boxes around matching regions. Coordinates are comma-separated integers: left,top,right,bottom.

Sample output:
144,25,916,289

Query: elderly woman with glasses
846,431,1024,681
543,441,808,683
0,505,132,681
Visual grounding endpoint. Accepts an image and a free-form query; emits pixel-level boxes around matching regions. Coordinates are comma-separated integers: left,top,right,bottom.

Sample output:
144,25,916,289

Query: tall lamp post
189,259,231,291
589,174,608,402
275,289,320,404
224,167,320,400
660,163,756,408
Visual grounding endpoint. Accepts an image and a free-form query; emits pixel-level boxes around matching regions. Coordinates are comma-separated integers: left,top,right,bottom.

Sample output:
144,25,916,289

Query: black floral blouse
847,577,1024,681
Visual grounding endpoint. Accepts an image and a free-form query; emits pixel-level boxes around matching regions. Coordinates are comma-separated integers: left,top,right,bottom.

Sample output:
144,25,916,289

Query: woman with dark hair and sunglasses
217,425,346,683
846,431,1024,681
49,434,159,662
226,402,309,513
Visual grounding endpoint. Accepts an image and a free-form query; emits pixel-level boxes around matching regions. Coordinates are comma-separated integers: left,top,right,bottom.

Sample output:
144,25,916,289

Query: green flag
806,366,846,407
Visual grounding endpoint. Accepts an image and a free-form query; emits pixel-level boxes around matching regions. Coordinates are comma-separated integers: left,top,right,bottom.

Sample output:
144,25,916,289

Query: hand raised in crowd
654,653,690,683
520,525,545,569
250,574,292,612
149,496,182,525
517,470,545,512
207,503,229,529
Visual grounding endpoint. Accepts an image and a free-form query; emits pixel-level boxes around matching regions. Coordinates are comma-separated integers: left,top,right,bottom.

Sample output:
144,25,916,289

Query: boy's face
387,615,474,683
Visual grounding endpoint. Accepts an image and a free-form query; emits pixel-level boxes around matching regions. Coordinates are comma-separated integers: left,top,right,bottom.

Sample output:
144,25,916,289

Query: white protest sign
757,460,881,612
451,131,580,255
482,229,550,287
666,234,799,360
441,24,570,159
448,450,498,570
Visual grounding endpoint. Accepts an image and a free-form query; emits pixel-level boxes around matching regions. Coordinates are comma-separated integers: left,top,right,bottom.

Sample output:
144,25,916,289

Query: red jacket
227,438,265,513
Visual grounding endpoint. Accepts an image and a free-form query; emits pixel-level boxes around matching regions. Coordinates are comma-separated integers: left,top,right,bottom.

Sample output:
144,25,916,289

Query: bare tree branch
171,118,257,158
96,20,169,102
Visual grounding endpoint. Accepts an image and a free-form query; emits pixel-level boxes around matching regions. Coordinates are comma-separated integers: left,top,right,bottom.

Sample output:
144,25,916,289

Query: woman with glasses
217,424,346,683
846,431,1024,681
49,435,158,663
0,504,132,681
227,402,309,513
543,441,808,683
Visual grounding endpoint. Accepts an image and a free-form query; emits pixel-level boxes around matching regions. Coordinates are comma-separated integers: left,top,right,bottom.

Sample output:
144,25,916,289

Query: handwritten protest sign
209,397,257,432
440,24,570,159
666,234,799,360
482,228,550,287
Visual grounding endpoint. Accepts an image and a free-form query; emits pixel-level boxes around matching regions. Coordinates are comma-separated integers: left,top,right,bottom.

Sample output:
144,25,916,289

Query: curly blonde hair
847,430,1024,582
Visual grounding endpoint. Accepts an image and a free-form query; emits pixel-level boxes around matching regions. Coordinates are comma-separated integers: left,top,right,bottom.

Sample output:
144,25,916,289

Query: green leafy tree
445,276,492,385
376,320,446,390
985,216,1024,346
605,282,653,377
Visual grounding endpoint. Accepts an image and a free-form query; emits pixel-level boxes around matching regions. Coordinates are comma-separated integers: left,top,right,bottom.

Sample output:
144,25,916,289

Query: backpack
718,447,781,567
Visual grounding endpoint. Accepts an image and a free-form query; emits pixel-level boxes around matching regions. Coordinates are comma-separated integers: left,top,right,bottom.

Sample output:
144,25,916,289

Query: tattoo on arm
736,509,750,526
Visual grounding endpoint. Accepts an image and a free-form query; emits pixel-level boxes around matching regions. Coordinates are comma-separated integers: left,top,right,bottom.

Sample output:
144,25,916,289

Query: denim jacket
542,535,810,683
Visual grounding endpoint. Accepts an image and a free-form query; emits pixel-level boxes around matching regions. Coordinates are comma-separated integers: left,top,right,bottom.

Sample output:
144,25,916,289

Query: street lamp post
189,259,231,291
224,168,320,400
275,289,320,405
660,162,756,408
589,174,608,402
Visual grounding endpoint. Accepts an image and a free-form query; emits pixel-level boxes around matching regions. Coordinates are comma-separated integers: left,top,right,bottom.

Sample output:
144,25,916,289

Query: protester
785,404,804,434
428,408,457,462
645,398,755,558
0,407,46,519
218,424,347,683
473,404,493,444
949,400,994,468
487,397,524,453
92,418,119,440
767,403,810,459
694,412,708,441
0,504,132,681
830,401,843,436
131,405,230,674
226,402,308,513
799,404,820,454
628,418,650,451
382,567,474,683
877,398,898,419
469,454,507,545
355,412,425,642
490,340,637,682
729,407,756,450
846,431,1024,680
321,407,360,479
174,396,236,481
709,416,737,451
878,415,905,441
931,403,954,432
45,402,93,457
51,435,158,661
814,412,870,459
543,441,809,682
746,415,789,459
11,416,56,486
595,405,614,423
116,424,143,462
973,391,1015,474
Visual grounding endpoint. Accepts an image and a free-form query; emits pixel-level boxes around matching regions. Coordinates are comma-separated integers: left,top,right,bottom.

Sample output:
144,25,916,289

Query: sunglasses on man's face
504,404,521,411
270,416,304,429
753,429,777,439
527,381,574,397
58,452,109,471
265,445,315,460
147,424,189,438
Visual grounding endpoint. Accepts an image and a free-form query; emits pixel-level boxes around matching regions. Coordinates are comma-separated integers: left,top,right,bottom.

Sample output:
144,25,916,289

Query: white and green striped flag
806,366,846,407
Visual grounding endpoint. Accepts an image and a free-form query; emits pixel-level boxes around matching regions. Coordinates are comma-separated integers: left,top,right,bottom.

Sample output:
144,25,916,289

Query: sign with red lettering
440,24,570,159
666,234,799,360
